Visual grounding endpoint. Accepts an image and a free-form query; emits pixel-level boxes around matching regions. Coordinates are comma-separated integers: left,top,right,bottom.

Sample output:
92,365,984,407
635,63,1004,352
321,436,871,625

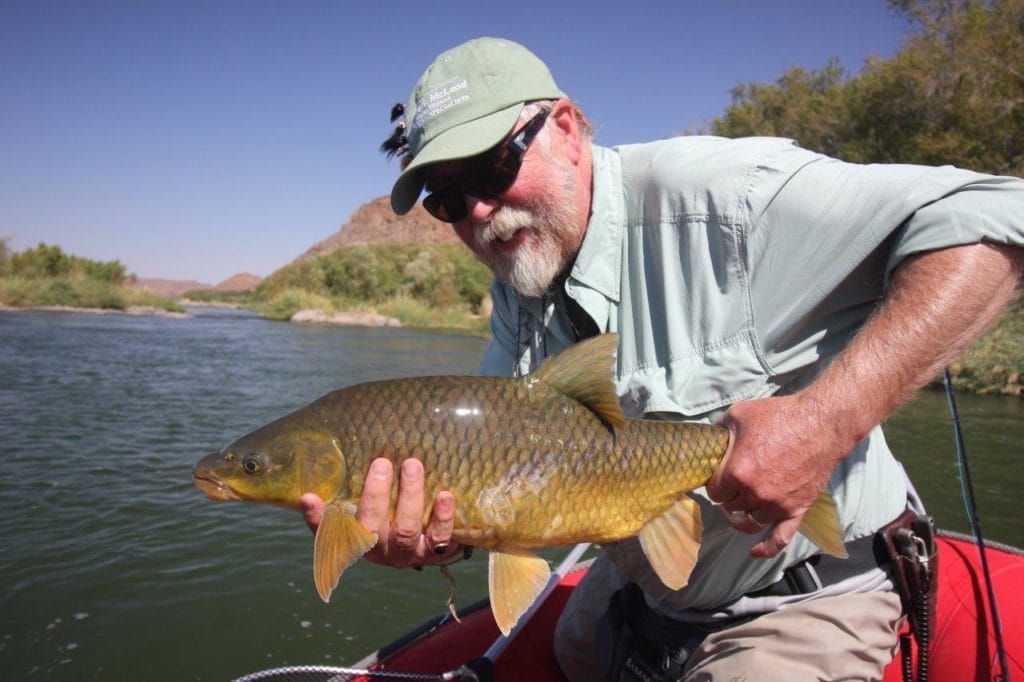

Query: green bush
258,288,335,321
251,243,493,316
8,243,129,285
182,288,250,304
0,242,181,313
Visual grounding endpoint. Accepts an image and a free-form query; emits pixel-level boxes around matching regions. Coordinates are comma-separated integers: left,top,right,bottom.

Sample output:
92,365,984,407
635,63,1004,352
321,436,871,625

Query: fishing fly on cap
380,102,409,161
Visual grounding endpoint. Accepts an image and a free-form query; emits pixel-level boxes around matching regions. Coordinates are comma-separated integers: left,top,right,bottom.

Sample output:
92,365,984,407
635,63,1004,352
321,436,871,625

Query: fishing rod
943,368,1011,682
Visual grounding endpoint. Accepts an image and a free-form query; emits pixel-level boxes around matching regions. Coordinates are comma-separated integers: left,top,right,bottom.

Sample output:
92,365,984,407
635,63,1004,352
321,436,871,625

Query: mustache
476,206,536,250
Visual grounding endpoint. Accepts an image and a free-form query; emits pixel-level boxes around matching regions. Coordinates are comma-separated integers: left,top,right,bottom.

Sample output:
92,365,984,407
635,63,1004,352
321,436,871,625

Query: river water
0,307,1020,680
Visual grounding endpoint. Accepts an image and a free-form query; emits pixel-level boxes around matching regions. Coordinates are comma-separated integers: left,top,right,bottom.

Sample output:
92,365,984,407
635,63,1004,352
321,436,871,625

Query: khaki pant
554,555,904,682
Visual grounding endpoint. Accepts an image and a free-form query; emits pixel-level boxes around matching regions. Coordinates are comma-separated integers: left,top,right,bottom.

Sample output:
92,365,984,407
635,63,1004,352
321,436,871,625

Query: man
303,37,1024,679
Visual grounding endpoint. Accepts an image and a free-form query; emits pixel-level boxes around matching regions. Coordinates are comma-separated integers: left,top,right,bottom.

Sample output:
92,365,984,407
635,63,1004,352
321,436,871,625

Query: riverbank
3,294,1019,396
0,303,189,318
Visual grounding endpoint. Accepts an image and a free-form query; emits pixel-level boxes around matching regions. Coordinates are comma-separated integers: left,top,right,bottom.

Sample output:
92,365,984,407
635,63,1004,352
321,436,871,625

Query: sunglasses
422,108,551,223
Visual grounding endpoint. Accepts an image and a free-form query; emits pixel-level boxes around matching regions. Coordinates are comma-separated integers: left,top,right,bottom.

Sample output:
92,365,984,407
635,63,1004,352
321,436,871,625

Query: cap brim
390,103,525,215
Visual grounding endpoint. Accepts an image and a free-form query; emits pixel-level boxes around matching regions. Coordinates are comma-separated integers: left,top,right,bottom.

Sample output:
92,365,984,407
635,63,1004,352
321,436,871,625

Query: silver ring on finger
745,511,768,529
725,509,748,526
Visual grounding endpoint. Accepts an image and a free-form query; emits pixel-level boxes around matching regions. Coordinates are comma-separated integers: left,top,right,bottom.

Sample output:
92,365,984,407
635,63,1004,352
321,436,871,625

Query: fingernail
371,459,389,476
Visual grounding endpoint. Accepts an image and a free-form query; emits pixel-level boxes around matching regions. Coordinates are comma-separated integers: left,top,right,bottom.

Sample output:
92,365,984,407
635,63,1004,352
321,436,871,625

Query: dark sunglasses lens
423,190,466,223
462,150,519,198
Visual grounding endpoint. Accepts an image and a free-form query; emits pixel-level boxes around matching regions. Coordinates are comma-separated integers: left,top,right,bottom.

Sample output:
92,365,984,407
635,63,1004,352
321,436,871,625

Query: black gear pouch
595,583,746,682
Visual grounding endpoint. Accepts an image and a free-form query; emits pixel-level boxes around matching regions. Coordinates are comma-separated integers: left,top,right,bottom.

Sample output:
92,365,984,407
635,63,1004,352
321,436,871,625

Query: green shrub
258,288,334,321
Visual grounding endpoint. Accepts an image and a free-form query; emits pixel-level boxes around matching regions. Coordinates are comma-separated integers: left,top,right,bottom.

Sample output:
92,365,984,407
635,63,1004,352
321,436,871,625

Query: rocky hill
133,278,210,298
214,273,262,291
297,196,459,262
133,272,262,298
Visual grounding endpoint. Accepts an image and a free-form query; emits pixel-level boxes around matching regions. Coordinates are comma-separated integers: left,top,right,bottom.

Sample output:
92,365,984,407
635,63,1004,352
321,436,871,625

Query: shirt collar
569,144,623,303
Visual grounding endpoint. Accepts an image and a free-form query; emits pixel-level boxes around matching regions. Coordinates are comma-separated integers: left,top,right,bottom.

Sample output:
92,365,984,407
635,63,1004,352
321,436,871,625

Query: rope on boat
943,368,1012,682
232,663,475,682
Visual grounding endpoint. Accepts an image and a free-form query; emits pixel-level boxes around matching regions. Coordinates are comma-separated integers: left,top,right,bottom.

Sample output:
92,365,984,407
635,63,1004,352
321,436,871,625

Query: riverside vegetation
2,239,1019,396
0,241,182,314
249,242,493,336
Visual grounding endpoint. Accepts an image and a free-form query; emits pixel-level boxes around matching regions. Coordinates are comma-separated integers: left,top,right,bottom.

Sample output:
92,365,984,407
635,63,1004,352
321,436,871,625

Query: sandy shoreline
289,308,401,327
0,303,402,328
0,303,190,318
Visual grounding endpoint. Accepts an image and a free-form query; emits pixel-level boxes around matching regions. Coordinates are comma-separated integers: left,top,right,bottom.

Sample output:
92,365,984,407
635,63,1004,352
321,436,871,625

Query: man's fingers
391,458,426,551
299,493,325,534
356,457,394,533
343,457,462,568
751,516,801,558
425,491,455,551
719,506,769,534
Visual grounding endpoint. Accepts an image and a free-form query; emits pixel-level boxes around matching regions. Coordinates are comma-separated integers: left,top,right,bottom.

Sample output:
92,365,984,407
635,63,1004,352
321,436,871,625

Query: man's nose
465,194,499,224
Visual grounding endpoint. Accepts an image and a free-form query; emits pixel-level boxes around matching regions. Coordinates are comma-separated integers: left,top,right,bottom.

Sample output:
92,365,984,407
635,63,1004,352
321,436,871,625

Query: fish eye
242,454,263,474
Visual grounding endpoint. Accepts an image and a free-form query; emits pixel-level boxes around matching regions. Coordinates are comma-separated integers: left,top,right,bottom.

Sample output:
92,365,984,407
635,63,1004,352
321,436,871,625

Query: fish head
193,411,346,509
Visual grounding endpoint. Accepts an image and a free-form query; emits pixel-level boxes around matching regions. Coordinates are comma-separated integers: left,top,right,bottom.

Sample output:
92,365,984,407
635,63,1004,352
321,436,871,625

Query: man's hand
298,457,462,568
706,393,849,559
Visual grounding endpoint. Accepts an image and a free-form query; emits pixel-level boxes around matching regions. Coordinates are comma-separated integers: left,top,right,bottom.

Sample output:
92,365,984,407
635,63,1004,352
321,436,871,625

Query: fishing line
232,663,470,681
943,368,1011,682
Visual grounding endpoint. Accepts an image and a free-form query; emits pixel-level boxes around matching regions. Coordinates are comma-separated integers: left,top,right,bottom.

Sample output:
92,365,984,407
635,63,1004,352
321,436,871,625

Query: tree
710,0,1024,176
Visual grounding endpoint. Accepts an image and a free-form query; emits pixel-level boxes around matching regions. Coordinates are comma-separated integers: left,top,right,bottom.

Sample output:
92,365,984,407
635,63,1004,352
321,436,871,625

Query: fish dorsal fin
488,548,552,635
529,333,625,430
313,500,378,602
798,490,848,559
638,495,703,590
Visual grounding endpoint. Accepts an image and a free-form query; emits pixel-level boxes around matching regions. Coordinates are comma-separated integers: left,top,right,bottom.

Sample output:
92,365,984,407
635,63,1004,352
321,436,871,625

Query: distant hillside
214,273,262,292
297,196,458,262
134,273,262,298
134,278,210,298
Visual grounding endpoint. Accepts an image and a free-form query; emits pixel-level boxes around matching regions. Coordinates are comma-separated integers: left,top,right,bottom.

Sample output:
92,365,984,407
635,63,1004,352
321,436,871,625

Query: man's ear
549,98,582,164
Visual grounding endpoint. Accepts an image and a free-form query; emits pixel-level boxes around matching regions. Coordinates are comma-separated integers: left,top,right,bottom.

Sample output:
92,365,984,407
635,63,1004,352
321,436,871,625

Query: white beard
473,160,581,298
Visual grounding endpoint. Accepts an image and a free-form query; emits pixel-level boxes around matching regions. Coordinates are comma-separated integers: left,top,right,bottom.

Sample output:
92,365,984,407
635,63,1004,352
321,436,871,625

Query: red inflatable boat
345,531,1022,682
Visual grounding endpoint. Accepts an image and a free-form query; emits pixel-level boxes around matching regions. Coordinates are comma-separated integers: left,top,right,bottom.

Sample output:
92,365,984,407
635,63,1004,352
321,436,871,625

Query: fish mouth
192,473,242,501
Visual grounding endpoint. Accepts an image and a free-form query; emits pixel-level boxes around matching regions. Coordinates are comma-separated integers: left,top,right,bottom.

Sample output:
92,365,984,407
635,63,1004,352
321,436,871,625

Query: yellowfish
193,334,846,634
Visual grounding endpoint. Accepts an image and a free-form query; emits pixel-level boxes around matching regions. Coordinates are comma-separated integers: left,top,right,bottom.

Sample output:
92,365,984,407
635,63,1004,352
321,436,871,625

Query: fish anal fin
313,501,378,602
529,333,625,430
638,495,703,591
488,548,551,636
798,490,848,559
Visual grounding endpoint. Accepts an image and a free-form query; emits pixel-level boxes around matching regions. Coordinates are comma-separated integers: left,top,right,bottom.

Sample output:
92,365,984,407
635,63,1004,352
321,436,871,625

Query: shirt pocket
617,327,774,419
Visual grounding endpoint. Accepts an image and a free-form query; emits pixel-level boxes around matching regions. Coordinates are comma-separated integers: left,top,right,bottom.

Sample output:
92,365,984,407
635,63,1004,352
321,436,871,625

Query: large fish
193,334,846,634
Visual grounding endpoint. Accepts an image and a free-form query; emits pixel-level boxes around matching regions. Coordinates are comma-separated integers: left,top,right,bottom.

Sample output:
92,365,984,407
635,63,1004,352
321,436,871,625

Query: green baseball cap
389,37,566,215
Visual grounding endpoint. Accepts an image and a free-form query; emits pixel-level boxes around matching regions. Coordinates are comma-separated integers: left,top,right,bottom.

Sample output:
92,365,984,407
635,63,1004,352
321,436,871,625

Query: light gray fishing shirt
478,136,1024,617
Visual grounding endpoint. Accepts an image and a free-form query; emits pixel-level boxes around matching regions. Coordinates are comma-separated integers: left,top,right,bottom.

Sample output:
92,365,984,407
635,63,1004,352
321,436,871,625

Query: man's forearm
801,242,1023,448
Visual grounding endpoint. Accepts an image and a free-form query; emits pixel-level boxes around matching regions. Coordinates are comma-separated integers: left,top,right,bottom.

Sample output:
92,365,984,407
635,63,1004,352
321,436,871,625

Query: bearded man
303,37,1024,680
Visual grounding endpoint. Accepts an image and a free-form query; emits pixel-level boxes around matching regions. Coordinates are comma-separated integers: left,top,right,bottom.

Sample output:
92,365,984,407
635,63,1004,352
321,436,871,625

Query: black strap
562,289,599,341
747,532,887,598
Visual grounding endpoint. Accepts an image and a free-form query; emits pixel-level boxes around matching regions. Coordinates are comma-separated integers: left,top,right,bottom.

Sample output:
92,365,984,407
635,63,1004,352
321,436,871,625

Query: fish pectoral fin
488,548,551,636
638,495,703,591
798,490,848,559
313,501,378,602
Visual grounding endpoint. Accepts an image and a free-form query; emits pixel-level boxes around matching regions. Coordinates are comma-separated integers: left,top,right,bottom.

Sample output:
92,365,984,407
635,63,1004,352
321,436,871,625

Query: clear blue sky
1,1,909,284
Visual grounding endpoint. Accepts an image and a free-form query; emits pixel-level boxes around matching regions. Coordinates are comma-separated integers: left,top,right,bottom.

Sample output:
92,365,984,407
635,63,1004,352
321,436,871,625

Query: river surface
1,306,1020,680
